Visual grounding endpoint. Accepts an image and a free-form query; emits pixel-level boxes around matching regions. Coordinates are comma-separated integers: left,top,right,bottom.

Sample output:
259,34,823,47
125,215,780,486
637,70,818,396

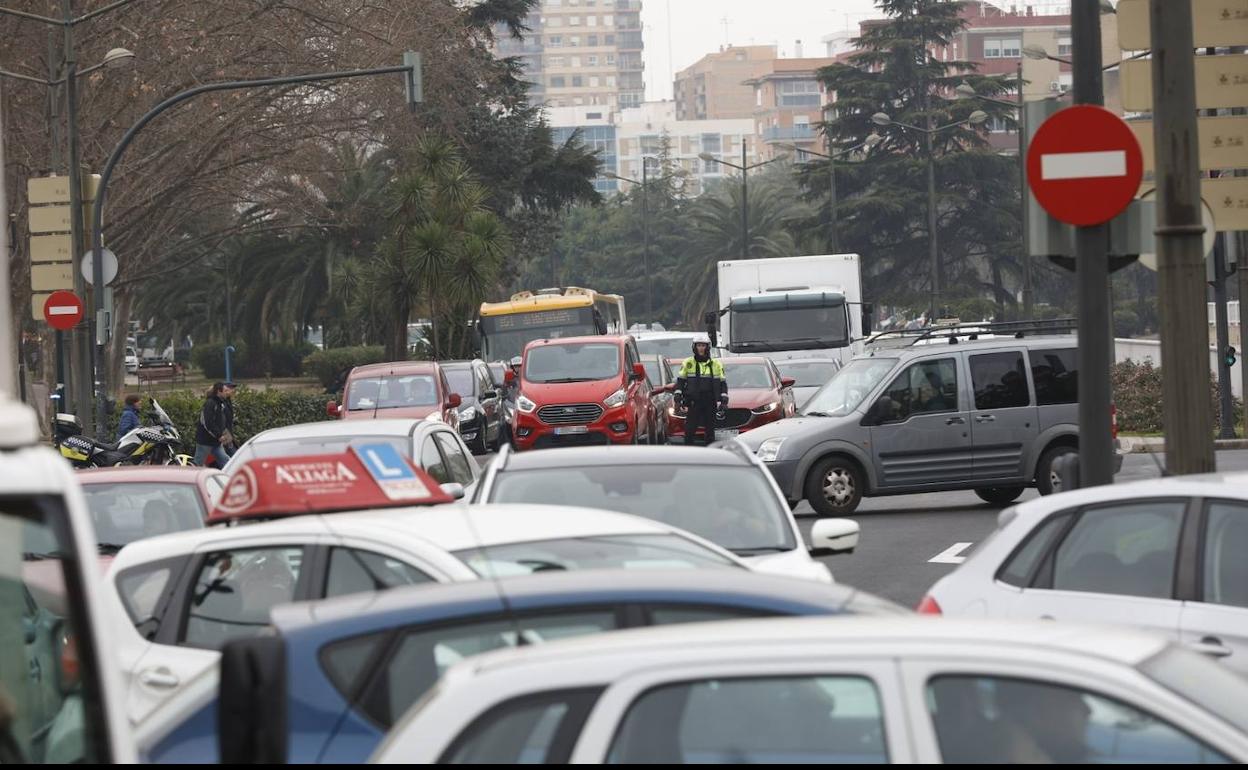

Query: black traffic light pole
88,59,421,438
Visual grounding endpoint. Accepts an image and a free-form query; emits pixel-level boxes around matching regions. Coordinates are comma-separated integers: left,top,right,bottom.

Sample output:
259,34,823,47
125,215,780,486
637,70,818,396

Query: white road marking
1040,150,1127,181
929,542,973,564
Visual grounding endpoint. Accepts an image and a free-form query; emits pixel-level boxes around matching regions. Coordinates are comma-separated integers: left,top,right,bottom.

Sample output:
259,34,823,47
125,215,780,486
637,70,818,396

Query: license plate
714,429,739,441
554,425,589,435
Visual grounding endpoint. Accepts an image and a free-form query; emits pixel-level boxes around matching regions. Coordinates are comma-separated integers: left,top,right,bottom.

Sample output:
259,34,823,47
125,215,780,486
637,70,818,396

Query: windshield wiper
23,550,71,561
730,546,792,555
97,543,128,555
803,410,832,417
515,559,569,572
537,377,600,383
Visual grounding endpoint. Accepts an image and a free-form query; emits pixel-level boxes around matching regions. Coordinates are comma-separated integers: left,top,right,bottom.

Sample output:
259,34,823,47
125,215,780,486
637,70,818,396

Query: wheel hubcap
822,468,855,506
1050,469,1062,492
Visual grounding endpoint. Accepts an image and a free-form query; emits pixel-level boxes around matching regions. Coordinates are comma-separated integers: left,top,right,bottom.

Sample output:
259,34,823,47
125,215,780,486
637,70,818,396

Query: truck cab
0,398,134,763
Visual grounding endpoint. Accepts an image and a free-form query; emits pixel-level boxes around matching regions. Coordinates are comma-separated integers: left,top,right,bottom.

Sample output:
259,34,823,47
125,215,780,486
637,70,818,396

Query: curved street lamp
699,148,790,258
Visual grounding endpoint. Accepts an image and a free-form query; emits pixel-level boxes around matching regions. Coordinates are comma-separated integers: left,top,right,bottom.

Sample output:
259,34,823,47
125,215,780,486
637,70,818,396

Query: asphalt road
796,450,1248,609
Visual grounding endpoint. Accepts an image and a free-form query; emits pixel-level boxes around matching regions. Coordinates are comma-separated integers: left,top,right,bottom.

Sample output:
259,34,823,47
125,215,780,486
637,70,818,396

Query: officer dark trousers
684,399,717,446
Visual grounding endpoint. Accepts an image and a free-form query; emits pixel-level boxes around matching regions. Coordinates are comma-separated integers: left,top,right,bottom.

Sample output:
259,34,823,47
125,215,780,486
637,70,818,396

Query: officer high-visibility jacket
675,357,728,405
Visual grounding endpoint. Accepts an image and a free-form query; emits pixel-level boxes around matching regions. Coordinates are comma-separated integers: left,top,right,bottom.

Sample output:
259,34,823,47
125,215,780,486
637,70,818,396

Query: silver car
738,332,1123,515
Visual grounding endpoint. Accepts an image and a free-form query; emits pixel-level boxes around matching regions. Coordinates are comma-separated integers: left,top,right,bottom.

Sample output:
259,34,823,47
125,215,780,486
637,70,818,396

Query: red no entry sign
1027,105,1144,226
43,290,84,331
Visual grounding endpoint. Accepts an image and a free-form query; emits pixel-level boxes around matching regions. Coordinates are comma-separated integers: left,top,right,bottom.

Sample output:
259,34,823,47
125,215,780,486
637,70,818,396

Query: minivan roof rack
865,318,1077,349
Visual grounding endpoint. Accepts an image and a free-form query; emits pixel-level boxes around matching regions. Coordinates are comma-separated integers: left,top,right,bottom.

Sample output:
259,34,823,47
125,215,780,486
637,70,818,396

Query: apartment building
492,0,644,110
672,45,778,121
745,56,841,161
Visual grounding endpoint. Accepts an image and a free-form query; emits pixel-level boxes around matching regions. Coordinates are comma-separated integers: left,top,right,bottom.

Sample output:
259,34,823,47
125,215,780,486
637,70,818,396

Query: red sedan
666,356,797,443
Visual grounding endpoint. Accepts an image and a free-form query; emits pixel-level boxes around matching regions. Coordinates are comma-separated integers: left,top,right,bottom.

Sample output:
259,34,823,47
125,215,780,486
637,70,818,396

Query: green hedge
108,387,332,447
192,342,313,380
1112,360,1242,434
303,346,388,391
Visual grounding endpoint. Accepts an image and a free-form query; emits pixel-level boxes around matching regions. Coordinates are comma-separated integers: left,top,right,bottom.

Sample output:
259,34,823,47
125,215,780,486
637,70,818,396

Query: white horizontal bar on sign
47,306,78,315
1040,150,1127,181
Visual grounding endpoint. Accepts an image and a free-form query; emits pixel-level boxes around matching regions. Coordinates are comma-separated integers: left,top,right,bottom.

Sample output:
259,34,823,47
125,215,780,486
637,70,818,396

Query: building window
1058,37,1072,56
987,115,1010,133
570,56,581,67
586,111,603,119
604,14,613,26
550,75,566,88
605,34,615,44
984,37,1021,58
606,75,616,87
588,55,598,66
590,76,600,87
702,133,722,153
572,75,584,87
777,79,821,107
983,38,1001,58
548,56,565,67
606,53,616,65
548,35,562,47
588,15,597,26
569,16,580,26
588,35,598,46
569,36,580,46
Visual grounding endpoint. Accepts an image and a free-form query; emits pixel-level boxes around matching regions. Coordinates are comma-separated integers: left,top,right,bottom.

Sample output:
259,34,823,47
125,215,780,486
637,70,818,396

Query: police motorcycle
54,399,190,468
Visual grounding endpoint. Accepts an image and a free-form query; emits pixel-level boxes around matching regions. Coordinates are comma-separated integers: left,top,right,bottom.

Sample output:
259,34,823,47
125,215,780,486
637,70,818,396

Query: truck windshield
730,305,849,352
524,343,620,383
6,497,105,762
802,358,898,417
480,307,598,361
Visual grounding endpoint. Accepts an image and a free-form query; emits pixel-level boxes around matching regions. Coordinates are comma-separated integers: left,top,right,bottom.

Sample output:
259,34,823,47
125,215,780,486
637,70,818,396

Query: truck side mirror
703,311,720,349
219,636,288,764
862,303,874,336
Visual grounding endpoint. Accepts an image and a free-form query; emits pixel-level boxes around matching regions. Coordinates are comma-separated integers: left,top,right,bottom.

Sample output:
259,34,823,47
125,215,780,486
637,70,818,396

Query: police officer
674,340,727,446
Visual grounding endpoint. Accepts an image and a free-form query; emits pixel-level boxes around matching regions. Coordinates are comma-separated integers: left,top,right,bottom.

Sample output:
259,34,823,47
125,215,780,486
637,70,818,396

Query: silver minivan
737,334,1123,515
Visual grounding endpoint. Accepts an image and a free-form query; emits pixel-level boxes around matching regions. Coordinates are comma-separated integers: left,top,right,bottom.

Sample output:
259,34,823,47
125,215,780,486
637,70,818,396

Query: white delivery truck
709,254,869,365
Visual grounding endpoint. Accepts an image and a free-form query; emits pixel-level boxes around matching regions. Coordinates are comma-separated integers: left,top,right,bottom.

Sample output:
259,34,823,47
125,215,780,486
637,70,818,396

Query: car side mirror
447,393,463,409
632,362,647,381
504,369,516,384
862,396,891,426
780,376,796,389
440,482,466,500
808,518,860,557
326,401,340,417
219,636,288,764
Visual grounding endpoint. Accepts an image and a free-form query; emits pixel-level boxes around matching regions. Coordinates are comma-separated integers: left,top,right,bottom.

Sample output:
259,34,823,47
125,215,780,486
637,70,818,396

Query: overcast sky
640,0,885,100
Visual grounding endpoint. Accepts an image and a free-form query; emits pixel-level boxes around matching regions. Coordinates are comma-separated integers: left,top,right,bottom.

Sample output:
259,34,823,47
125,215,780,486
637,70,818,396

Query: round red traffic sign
43,290,84,331
1026,105,1144,226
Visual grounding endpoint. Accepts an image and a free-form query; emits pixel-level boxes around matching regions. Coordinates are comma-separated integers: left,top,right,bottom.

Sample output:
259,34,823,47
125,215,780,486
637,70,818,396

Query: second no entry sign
1027,105,1144,227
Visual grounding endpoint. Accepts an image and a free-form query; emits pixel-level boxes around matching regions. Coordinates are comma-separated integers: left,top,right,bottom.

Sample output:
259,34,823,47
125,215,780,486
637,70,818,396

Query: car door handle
1187,637,1233,659
138,668,181,688
945,416,966,425
975,414,996,422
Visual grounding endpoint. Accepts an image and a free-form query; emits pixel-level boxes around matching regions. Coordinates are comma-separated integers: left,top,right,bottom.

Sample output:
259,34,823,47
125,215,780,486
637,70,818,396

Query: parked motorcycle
54,399,189,468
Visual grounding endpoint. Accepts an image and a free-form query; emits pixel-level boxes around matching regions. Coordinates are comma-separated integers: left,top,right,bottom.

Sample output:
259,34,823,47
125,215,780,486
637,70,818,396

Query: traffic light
1225,346,1237,368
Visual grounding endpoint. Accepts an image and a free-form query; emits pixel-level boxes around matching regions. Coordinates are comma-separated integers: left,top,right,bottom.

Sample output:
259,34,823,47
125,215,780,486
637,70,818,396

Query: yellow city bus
478,287,627,362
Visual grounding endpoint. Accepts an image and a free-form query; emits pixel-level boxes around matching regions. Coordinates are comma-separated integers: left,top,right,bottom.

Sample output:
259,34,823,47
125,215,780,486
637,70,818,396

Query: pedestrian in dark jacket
194,382,237,467
117,395,142,441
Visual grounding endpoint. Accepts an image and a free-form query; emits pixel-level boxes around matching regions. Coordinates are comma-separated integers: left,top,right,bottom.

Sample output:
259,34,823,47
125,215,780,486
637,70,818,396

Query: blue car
139,569,905,763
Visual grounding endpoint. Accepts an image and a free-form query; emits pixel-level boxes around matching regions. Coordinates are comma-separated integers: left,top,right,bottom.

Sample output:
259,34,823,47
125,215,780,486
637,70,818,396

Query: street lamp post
871,109,988,319
698,145,790,259
957,65,1031,317
605,156,658,322
779,134,883,254
89,59,424,436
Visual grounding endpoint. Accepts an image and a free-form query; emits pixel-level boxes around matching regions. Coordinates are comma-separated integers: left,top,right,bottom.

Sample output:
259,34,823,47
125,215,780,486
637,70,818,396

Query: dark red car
328,361,462,430
666,356,797,443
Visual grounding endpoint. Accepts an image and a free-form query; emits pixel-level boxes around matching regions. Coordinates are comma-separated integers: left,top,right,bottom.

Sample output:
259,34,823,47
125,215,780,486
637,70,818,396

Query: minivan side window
878,358,959,422
970,352,1030,410
1029,348,1078,406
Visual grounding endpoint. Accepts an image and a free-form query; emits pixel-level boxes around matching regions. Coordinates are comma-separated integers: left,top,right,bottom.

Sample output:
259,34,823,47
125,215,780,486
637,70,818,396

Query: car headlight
457,405,478,421
751,401,779,415
517,394,537,414
757,437,786,462
603,388,627,408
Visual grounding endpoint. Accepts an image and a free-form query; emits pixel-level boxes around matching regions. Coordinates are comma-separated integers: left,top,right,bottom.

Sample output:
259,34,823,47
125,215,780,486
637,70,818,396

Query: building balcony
762,125,817,142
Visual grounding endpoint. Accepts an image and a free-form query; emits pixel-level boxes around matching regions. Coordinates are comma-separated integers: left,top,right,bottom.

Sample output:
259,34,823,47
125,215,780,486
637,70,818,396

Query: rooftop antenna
720,16,730,47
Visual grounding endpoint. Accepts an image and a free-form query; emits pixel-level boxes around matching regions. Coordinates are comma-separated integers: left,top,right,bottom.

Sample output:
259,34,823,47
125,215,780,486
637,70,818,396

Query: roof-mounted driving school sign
1026,105,1145,227
208,445,453,524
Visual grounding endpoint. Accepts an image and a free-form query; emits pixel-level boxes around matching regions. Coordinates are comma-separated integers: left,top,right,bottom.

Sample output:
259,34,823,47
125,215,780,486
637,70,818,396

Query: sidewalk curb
1119,437,1248,453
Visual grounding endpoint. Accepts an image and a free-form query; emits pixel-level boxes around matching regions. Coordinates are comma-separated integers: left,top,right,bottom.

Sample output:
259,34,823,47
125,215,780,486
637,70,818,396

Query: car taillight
916,595,942,615
60,629,80,690
1110,403,1119,441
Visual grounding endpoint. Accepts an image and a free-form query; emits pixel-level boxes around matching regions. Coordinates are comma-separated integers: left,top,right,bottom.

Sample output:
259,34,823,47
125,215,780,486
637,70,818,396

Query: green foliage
192,342,313,379
1112,360,1242,434
107,388,332,447
303,346,388,391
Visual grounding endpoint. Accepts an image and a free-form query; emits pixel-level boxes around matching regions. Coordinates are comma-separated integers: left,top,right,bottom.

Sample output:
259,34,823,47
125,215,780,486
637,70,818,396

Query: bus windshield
480,307,598,362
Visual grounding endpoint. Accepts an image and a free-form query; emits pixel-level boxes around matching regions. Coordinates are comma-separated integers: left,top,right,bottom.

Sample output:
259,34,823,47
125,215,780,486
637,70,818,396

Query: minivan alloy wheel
823,468,855,505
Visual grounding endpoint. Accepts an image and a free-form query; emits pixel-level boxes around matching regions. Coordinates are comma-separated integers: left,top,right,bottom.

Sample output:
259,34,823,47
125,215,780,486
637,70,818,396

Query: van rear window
1029,348,1078,406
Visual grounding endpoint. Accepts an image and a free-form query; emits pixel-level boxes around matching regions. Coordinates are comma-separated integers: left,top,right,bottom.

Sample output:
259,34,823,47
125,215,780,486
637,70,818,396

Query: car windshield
776,360,841,388
452,534,740,576
442,367,475,398
348,375,438,410
802,358,898,416
636,337,703,359
490,465,796,553
523,342,621,383
722,363,772,389
80,482,206,547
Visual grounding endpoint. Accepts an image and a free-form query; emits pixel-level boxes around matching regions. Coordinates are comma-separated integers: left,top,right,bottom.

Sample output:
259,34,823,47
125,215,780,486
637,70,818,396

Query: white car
223,418,480,497
372,617,1248,763
104,503,748,724
922,474,1248,674
631,330,712,361
474,442,860,583
125,346,140,374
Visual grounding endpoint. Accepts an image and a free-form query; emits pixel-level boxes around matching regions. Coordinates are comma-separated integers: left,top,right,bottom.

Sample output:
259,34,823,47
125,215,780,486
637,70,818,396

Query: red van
328,361,461,429
509,336,660,450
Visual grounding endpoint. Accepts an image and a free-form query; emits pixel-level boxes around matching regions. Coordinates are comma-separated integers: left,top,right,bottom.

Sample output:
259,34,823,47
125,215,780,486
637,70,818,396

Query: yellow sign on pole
30,293,50,321
29,234,74,263
26,173,101,204
27,205,92,234
1121,54,1248,111
30,263,75,292
1128,115,1248,172
1118,0,1248,50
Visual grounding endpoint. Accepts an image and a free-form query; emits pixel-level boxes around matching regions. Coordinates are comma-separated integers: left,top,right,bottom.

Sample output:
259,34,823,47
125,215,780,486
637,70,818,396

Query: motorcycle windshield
151,399,174,426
